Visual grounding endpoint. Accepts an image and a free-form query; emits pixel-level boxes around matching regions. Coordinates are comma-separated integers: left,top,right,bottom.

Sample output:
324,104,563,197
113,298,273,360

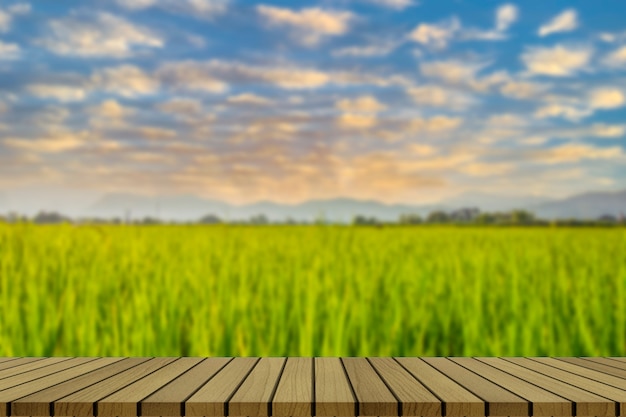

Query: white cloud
521,44,592,76
538,9,578,37
87,99,135,128
500,80,548,99
115,0,228,19
0,10,10,33
157,98,203,120
39,11,163,58
496,4,518,32
338,113,378,129
92,65,160,97
257,5,353,46
336,95,386,113
535,88,625,121
598,31,626,44
8,3,31,15
604,46,626,68
114,0,157,10
486,113,527,127
460,162,515,177
27,84,87,102
419,60,508,91
534,144,623,164
332,40,399,57
0,40,19,59
159,60,333,90
534,104,592,121
227,93,274,105
408,17,460,49
589,124,626,138
90,99,134,119
420,60,484,84
4,132,87,153
157,61,229,93
407,116,463,133
336,95,386,129
589,88,625,109
461,4,518,42
362,0,415,10
407,85,475,109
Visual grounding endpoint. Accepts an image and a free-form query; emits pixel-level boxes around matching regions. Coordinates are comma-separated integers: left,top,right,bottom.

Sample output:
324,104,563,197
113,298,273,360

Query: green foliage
0,224,625,356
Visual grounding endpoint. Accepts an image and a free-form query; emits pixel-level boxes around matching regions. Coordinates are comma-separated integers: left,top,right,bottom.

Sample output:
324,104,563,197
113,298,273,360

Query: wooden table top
0,357,625,417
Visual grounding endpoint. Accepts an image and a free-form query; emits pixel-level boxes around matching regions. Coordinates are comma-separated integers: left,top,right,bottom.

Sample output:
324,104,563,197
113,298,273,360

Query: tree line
1,208,625,226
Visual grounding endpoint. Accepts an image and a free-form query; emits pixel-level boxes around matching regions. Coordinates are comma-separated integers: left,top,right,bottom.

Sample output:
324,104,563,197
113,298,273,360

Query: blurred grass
0,223,624,356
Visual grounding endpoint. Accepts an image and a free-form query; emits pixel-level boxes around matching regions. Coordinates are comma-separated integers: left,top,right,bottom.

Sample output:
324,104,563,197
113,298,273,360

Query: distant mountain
79,188,626,222
87,193,230,221
442,191,553,212
532,189,626,219
86,194,441,223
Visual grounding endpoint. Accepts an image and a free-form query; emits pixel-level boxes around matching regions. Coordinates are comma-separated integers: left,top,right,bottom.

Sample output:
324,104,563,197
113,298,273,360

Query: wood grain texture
368,357,441,417
97,358,203,417
0,357,72,380
396,357,485,417
142,358,231,416
315,357,355,417
450,357,571,416
0,356,623,417
54,358,177,417
342,357,397,416
0,358,104,417
12,357,129,416
533,358,626,391
228,357,285,417
186,357,258,416
422,357,528,416
477,357,616,416
558,357,626,379
505,358,624,414
272,357,312,417
0,358,44,373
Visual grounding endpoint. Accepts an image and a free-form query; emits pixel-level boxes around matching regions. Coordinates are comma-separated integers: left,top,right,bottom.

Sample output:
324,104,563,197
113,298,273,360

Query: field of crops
0,223,624,357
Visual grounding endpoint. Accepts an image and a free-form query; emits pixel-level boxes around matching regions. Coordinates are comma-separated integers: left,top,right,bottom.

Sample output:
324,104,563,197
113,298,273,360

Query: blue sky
1,0,625,207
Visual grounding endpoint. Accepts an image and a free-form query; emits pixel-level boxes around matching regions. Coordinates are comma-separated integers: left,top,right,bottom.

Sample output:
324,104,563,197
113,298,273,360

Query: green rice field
0,223,625,357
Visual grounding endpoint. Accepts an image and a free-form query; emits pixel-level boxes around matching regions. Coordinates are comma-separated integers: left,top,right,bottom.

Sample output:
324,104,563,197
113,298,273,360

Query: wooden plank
608,357,626,363
395,357,484,417
0,358,90,391
0,358,105,417
478,357,615,416
315,357,355,417
12,358,139,416
186,357,258,416
450,357,571,416
0,358,72,381
423,357,528,416
142,358,231,416
342,357,397,416
54,358,176,417
0,358,44,373
271,357,312,417
368,357,441,416
228,357,285,417
532,358,626,391
97,358,203,417
505,358,625,414
558,358,626,379
582,357,626,372
0,360,17,365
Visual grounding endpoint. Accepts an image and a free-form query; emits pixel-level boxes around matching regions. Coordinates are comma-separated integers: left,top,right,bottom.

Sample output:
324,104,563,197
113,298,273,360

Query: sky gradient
1,0,625,209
